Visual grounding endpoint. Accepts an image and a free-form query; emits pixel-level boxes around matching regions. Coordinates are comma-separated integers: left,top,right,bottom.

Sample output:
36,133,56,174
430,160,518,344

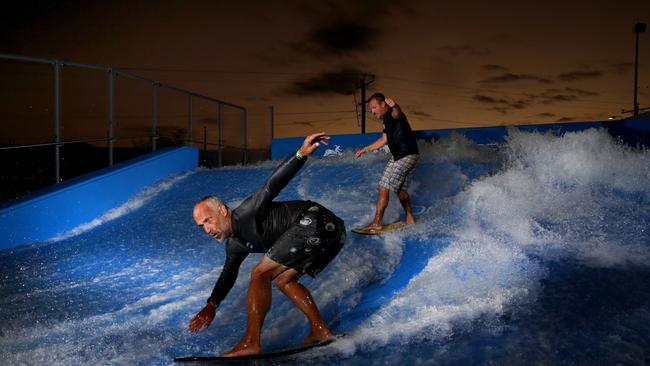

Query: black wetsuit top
208,154,315,306
383,110,419,160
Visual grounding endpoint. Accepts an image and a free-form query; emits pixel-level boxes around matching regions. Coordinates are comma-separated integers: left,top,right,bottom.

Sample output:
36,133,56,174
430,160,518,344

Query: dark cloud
473,84,597,114
306,21,378,54
480,73,552,84
473,94,529,114
437,44,491,57
409,110,432,118
259,1,391,65
558,70,604,81
482,64,509,71
474,95,499,104
282,21,380,58
526,87,598,105
286,67,364,95
540,94,577,104
563,87,599,97
610,63,635,75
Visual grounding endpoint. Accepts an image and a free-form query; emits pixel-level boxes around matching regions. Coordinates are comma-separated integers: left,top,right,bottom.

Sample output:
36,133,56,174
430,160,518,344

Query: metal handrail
0,136,156,150
0,52,253,184
0,53,247,111
0,136,249,151
186,139,247,150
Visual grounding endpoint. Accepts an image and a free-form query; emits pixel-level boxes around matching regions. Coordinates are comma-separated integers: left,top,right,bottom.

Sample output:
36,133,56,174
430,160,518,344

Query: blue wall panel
0,146,198,249
271,116,650,160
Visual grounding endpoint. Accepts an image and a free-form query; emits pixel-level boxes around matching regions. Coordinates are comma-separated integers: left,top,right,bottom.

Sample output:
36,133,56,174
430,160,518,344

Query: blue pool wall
271,116,650,159
2,115,648,250
0,146,199,249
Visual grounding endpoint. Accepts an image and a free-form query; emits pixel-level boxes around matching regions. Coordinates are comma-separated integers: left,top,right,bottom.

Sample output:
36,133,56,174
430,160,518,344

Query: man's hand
354,147,368,157
385,97,401,118
299,132,330,157
188,301,217,333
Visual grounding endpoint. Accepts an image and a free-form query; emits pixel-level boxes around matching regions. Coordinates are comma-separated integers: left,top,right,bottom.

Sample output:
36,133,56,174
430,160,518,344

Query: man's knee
273,276,290,291
273,270,299,291
251,261,275,281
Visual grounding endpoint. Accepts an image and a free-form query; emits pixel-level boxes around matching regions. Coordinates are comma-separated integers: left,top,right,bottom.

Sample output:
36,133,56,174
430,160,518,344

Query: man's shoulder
226,237,250,255
384,111,407,123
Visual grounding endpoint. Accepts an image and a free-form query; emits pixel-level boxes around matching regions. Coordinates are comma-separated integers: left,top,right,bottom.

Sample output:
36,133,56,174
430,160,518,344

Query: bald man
188,132,346,357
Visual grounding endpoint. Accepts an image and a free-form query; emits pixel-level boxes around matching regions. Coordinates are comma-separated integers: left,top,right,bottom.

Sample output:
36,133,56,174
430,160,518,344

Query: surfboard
174,336,341,363
351,220,408,235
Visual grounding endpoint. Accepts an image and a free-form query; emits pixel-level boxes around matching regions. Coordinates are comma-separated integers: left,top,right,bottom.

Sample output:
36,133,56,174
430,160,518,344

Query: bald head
198,195,224,211
193,195,232,241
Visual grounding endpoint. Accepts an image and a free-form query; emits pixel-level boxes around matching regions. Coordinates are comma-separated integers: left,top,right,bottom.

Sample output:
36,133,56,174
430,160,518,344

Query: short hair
368,92,385,103
197,195,225,210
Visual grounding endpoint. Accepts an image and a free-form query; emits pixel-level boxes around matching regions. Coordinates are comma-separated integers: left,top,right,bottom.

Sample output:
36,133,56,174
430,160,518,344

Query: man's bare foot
223,337,260,357
405,216,416,225
361,223,383,232
303,327,334,345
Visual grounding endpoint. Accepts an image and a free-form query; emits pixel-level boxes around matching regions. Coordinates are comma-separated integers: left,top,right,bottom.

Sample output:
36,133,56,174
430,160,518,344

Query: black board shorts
266,203,346,277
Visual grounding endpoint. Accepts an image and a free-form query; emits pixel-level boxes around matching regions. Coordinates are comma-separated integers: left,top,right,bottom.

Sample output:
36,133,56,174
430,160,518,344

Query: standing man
188,132,346,357
355,93,419,231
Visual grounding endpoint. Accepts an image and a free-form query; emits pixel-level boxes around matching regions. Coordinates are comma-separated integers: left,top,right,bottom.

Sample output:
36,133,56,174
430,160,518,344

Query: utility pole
346,74,375,134
633,22,646,116
360,75,367,134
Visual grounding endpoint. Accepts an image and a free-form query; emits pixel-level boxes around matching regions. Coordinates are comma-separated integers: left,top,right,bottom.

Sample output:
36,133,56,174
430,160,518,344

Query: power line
275,117,351,126
276,110,355,115
115,67,320,76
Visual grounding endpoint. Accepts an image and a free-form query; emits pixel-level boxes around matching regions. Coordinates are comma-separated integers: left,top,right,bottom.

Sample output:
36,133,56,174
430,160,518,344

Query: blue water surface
1,128,649,365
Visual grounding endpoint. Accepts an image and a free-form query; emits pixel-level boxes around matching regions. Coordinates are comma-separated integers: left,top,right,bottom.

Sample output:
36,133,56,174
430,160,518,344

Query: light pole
633,22,646,116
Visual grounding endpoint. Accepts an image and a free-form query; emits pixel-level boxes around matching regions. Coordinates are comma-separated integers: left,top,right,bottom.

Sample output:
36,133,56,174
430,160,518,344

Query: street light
633,22,646,116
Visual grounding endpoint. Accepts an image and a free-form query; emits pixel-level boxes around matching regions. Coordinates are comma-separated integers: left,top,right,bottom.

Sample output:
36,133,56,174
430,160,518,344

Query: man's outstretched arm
240,132,329,216
355,133,388,157
188,241,248,333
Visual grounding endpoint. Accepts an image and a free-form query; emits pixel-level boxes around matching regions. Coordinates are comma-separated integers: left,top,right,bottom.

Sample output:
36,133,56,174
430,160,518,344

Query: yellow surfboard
351,220,408,235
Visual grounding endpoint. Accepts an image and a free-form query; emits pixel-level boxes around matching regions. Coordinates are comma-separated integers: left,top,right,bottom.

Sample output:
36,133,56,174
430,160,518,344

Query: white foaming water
49,171,195,242
319,128,650,356
3,128,648,365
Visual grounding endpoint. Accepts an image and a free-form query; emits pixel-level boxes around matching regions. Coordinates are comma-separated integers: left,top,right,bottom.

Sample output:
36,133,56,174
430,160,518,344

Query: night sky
2,0,649,142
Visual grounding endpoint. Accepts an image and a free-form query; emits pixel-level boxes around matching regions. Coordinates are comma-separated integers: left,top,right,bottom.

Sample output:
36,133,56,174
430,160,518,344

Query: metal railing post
243,108,248,164
54,60,61,183
269,105,274,160
218,103,223,167
187,94,193,146
152,82,158,152
0,53,248,187
108,69,114,166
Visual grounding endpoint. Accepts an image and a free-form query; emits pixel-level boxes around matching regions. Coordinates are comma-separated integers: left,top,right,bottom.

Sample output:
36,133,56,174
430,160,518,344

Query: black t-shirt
383,111,419,160
207,155,316,306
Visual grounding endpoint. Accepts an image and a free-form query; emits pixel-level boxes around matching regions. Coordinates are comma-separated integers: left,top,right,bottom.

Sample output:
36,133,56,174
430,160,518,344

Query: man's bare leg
365,186,390,229
397,189,416,225
224,257,287,357
274,269,333,344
